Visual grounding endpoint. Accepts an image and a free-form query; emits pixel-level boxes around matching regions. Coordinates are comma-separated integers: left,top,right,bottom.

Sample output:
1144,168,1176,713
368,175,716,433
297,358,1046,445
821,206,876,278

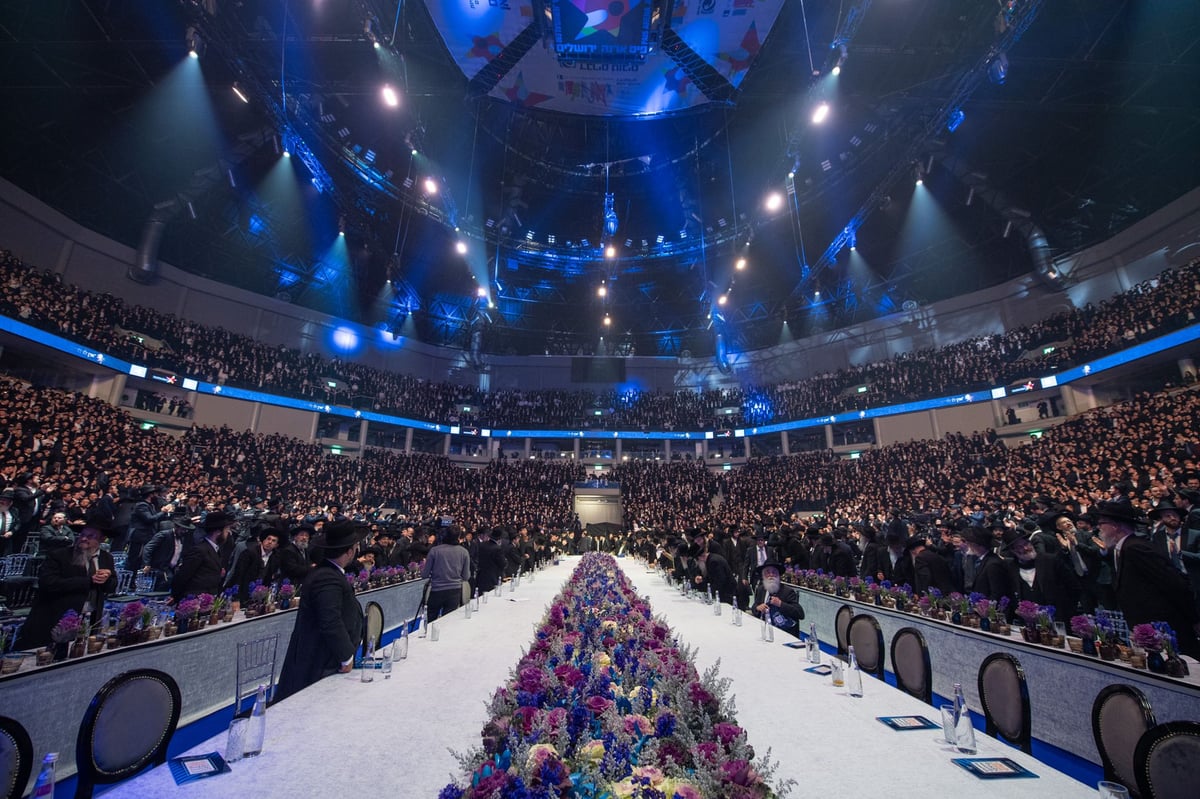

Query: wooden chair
846,614,886,679
1133,720,1200,799
0,715,33,799
890,627,932,704
1092,684,1155,796
74,668,181,799
977,652,1032,754
834,604,853,658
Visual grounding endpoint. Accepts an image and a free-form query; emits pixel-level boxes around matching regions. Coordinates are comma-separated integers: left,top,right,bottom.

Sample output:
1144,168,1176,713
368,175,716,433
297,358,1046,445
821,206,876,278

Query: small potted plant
196,593,215,626
973,598,994,632
247,582,270,616
277,580,296,609
173,597,200,634
117,601,146,646
50,610,83,661
1016,600,1041,642
1069,614,1097,654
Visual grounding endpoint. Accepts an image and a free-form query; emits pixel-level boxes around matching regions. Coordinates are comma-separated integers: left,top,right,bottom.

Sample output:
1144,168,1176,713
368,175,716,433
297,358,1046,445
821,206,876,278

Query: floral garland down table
103,555,1097,798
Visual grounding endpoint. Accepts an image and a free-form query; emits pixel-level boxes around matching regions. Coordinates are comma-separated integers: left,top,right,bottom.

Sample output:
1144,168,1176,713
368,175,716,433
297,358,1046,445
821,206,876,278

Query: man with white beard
751,562,805,637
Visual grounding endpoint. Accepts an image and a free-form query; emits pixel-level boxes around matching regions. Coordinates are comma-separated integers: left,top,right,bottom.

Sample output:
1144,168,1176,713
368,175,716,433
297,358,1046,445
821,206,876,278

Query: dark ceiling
0,1,1198,358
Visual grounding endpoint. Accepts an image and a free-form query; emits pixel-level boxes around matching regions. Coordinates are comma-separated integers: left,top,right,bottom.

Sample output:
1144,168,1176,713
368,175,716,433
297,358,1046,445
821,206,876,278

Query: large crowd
2,249,1197,431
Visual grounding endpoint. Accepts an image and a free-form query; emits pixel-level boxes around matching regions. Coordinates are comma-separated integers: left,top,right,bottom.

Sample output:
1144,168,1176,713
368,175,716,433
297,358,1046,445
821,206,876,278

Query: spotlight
603,314,611,326
381,85,399,108
765,192,783,212
735,258,747,271
598,285,607,298
282,150,290,159
811,102,830,125
411,148,418,156
476,286,487,298
232,83,249,104
338,215,346,236
423,178,438,195
831,65,841,77
915,177,923,186
814,290,821,299
605,245,616,259
717,294,728,306
455,240,468,255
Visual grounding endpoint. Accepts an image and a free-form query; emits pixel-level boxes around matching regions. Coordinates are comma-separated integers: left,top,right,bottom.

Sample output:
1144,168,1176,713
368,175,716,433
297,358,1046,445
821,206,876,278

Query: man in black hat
963,524,1011,602
474,527,506,594
690,533,737,604
274,526,314,584
15,513,116,649
910,535,957,596
1149,500,1189,576
1004,533,1080,620
171,511,232,602
752,562,805,637
0,488,18,556
126,484,173,574
1096,500,1200,658
141,518,194,591
276,519,365,702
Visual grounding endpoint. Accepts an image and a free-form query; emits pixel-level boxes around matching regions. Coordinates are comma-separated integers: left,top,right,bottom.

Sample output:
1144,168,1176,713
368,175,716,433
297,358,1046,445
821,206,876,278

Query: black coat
475,539,506,593
276,562,364,702
275,542,312,584
16,548,116,649
171,540,225,602
914,549,958,596
1007,553,1081,622
696,552,737,604
1115,535,1200,658
752,583,806,635
972,551,1012,603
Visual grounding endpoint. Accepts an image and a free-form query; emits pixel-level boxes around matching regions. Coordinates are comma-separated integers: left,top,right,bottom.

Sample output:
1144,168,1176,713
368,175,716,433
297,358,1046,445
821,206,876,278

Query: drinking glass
1097,782,1130,799
225,718,248,763
830,658,845,688
938,704,958,746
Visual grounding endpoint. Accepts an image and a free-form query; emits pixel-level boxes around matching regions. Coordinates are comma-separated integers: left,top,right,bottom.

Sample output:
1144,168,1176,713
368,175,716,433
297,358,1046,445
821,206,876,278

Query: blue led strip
2,312,1198,441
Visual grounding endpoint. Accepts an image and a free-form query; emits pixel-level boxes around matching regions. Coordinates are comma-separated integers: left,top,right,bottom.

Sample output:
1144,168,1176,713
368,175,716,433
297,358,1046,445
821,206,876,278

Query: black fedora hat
1149,500,1184,520
321,519,362,551
1093,500,1143,526
203,511,234,531
963,524,994,548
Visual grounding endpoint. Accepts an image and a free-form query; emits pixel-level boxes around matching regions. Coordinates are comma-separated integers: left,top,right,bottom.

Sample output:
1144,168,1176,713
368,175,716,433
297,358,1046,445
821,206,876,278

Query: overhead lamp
764,192,783,212
476,286,487,298
605,245,616,259
603,314,611,326
811,102,830,125
455,240,468,255
735,258,747,271
597,284,607,298
717,294,728,306
423,178,438,195
381,85,399,108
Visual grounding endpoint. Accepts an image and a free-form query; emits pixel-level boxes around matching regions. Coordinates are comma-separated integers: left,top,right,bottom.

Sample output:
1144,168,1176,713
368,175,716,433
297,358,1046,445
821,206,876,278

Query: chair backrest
0,579,36,612
834,604,853,658
114,570,135,596
1093,684,1155,794
1133,721,1200,799
110,552,127,571
134,572,156,594
977,652,1032,754
74,668,181,799
364,601,384,651
236,634,280,716
846,614,886,678
2,557,29,579
890,627,932,704
19,539,37,557
0,715,33,799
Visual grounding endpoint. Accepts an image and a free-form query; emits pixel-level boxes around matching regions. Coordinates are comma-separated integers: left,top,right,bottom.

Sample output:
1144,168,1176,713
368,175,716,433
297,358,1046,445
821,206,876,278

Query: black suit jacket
276,542,312,584
475,539,506,593
17,548,116,649
697,552,737,603
972,551,1012,603
914,549,957,596
275,562,364,702
1115,535,1199,657
171,540,225,601
752,583,805,634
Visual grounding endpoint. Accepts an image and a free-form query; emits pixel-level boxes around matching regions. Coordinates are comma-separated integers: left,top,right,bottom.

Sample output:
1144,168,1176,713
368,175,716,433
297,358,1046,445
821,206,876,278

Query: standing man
171,512,232,602
0,489,20,556
474,527,506,594
15,514,116,649
126,485,172,573
421,526,472,620
1097,500,1200,659
276,520,365,702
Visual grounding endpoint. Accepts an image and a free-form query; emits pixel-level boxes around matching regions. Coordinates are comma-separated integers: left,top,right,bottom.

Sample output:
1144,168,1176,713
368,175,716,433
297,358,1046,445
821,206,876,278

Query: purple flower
712,722,743,746
584,695,613,715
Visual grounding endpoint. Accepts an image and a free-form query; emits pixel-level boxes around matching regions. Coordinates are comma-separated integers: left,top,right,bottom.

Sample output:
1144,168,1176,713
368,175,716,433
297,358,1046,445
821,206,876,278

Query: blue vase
1082,636,1096,656
951,610,962,625
1147,652,1167,674
979,616,991,632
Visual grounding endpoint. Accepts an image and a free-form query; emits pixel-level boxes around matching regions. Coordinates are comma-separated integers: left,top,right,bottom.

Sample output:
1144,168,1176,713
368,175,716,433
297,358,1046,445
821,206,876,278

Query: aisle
618,560,1097,798
100,558,577,798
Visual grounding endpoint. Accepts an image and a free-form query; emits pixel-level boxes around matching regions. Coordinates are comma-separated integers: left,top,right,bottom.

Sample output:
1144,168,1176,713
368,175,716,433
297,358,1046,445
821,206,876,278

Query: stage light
736,258,747,271
188,49,198,59
232,83,249,104
338,215,346,236
455,240,468,255
423,178,438,195
947,109,965,133
381,85,399,108
787,171,795,179
598,284,607,298
717,294,728,306
915,177,923,186
765,192,783,212
476,286,487,298
411,148,418,156
811,102,830,125
282,150,290,158
605,245,616,259
603,314,611,326
831,65,841,77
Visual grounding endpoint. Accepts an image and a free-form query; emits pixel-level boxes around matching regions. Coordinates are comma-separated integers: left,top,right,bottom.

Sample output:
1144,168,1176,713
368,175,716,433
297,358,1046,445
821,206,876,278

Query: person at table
963,523,1010,602
752,562,805,637
271,525,313,585
275,520,365,702
909,534,957,596
227,527,282,606
421,525,472,620
474,526,506,594
1095,499,1200,659
171,511,232,602
15,513,116,649
1004,532,1081,620
691,532,737,604
141,518,194,591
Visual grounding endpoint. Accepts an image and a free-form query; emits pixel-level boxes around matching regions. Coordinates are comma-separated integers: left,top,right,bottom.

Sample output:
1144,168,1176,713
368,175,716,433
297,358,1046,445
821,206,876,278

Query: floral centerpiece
116,600,146,645
277,579,296,608
50,609,83,644
247,581,270,615
441,554,789,799
1069,614,1097,654
196,592,215,616
1131,622,1188,676
174,597,200,633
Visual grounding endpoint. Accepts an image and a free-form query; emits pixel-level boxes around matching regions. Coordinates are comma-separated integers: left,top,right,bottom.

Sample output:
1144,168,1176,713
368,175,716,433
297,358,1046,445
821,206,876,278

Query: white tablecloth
102,558,1097,797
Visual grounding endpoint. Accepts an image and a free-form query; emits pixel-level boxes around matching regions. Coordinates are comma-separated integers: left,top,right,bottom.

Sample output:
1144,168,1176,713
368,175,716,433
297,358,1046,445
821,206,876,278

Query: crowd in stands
2,249,1198,432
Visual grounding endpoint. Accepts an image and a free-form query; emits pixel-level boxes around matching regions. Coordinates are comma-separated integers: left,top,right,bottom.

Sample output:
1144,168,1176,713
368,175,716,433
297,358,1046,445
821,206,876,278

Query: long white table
103,557,1098,798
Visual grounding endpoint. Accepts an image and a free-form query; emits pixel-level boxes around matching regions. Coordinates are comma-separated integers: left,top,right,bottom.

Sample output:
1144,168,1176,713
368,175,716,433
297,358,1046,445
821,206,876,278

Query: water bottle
953,683,977,754
361,639,375,682
243,685,267,756
713,596,722,616
846,645,864,697
382,641,394,679
732,605,742,626
472,590,480,611
396,627,409,660
807,623,821,664
464,598,473,619
430,611,441,642
31,753,57,798
418,608,428,638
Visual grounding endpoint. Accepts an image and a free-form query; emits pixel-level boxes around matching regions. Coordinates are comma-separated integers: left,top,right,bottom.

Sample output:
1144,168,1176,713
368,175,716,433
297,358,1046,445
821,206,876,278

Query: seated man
751,562,805,637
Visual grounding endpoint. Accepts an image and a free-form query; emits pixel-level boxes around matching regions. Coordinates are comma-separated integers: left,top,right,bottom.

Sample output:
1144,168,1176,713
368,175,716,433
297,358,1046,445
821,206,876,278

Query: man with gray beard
15,514,116,649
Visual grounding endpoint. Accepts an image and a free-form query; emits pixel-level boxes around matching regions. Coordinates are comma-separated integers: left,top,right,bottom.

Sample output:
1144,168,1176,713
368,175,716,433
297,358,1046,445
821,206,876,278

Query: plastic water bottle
807,623,821,664
846,645,864,697
464,598,473,619
732,605,742,626
953,683,977,753
430,611,441,642
31,753,57,798
713,596,722,616
418,608,428,638
382,641,394,679
396,627,409,660
243,685,267,756
361,639,375,682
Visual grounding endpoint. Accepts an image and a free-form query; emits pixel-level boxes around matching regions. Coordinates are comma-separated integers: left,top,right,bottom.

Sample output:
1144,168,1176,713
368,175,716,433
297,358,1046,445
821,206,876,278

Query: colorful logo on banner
503,72,553,107
717,20,760,80
467,32,505,61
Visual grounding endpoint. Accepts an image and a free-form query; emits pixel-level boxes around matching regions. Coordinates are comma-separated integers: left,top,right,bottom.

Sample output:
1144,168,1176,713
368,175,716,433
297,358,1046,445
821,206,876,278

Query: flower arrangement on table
277,579,296,607
50,610,83,644
247,582,271,615
174,597,200,620
119,600,146,631
1069,614,1096,639
196,592,215,617
441,553,789,799
1015,600,1041,629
